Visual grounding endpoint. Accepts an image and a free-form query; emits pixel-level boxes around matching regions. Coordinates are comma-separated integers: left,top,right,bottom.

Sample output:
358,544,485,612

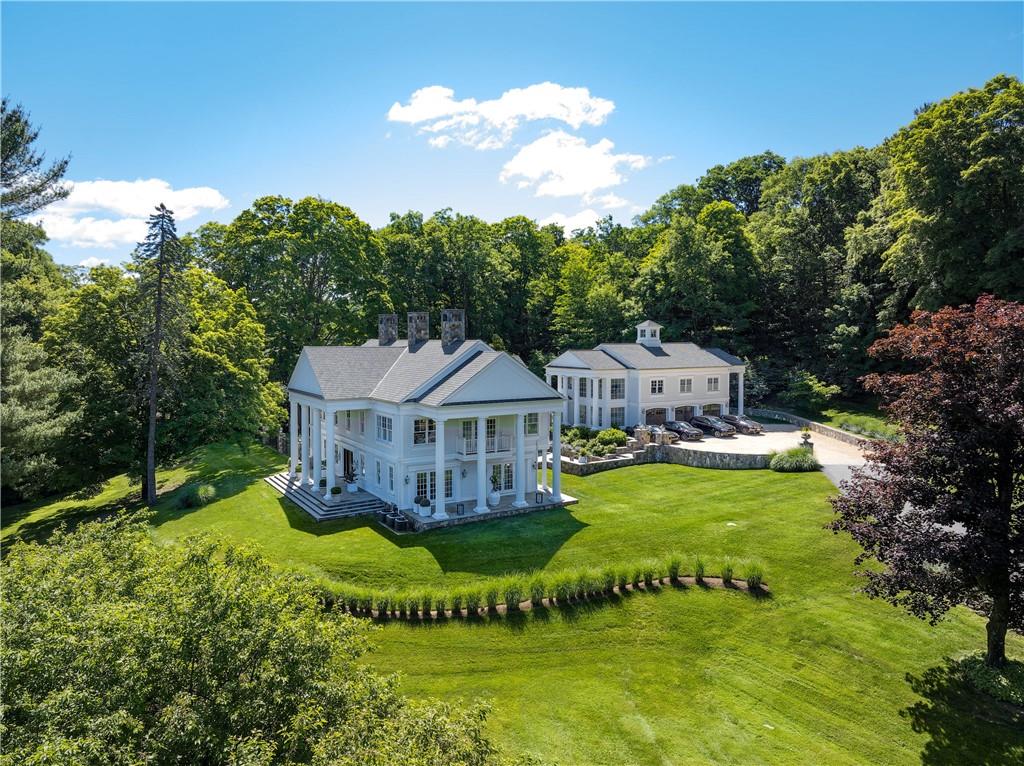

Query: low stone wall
746,408,871,448
560,443,770,474
560,454,637,476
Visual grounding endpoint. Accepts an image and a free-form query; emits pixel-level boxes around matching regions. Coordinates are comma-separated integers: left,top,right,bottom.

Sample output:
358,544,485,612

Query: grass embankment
4,443,1022,765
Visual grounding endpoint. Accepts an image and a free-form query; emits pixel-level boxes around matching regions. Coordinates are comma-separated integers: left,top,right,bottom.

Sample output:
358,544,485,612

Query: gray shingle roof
370,340,483,402
547,349,626,370
595,342,738,369
300,347,404,399
706,347,745,366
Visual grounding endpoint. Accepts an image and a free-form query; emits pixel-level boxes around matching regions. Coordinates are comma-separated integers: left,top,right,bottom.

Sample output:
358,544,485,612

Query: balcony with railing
457,433,513,457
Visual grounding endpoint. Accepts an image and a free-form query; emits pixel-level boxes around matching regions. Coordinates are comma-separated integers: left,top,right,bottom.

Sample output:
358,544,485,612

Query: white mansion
286,311,567,519
545,320,746,428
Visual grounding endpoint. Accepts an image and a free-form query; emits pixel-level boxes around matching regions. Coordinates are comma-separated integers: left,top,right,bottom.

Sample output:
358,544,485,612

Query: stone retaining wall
746,408,871,448
560,443,770,474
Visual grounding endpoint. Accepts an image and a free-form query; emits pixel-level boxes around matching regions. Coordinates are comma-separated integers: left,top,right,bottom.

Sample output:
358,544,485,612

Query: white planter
487,491,501,507
345,482,358,494
578,455,589,464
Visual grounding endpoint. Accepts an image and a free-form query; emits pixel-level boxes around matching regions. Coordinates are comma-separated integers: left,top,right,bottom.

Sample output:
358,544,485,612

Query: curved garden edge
333,575,770,622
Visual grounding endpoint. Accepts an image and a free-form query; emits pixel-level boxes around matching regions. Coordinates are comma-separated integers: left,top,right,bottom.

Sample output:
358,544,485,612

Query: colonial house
284,310,567,521
544,320,746,428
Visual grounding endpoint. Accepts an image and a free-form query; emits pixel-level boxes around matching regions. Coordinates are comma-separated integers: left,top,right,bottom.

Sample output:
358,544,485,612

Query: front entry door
343,448,354,478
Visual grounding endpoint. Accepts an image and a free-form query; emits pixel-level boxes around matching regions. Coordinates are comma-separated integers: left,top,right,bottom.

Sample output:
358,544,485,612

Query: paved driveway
678,423,867,488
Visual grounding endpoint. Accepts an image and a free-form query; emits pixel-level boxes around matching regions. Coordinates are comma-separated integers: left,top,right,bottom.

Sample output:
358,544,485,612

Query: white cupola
635,319,663,347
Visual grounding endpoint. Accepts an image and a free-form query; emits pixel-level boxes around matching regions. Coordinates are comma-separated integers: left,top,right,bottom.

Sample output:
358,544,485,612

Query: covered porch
395,488,578,532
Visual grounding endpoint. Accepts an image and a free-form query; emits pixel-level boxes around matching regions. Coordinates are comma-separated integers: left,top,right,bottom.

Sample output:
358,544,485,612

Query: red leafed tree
831,295,1023,667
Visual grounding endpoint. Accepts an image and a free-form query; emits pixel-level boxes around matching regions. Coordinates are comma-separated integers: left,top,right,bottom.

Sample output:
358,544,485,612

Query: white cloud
585,193,630,210
539,208,602,233
428,135,453,149
500,131,650,199
77,256,111,269
37,178,229,248
388,82,615,150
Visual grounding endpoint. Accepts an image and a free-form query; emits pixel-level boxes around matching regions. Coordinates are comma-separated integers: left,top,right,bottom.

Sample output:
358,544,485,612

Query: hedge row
321,553,766,619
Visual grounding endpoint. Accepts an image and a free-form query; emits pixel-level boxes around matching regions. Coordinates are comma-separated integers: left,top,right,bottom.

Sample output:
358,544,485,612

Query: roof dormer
635,319,663,348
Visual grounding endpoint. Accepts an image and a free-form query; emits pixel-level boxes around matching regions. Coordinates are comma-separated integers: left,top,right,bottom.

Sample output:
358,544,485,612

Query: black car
689,415,737,437
721,414,763,435
662,420,704,441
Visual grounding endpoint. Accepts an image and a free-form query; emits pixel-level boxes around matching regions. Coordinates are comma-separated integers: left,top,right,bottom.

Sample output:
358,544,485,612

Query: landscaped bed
4,442,1022,765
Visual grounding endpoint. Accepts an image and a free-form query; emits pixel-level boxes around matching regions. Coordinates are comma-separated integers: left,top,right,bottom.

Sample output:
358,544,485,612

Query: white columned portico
551,411,562,500
434,416,447,518
312,407,323,487
475,415,487,513
322,408,336,499
589,376,596,428
301,404,311,485
514,413,527,508
289,399,299,478
737,371,745,415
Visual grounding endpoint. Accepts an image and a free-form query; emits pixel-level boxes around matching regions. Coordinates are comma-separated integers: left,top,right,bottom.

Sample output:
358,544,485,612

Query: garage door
675,406,695,422
703,404,722,416
645,408,667,425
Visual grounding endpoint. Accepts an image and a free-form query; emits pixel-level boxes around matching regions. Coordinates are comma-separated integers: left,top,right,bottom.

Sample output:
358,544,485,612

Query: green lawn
4,442,1022,764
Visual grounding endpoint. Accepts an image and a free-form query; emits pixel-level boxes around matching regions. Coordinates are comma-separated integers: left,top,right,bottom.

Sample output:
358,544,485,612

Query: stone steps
264,473,387,521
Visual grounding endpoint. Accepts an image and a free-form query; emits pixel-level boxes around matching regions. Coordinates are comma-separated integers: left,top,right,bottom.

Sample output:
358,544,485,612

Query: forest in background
3,74,1022,502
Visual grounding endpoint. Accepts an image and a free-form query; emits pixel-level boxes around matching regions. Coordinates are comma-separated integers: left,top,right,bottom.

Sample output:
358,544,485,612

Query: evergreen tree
0,98,70,219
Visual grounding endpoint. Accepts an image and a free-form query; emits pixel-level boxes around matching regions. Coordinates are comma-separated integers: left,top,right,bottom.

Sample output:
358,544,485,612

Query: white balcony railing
458,433,512,455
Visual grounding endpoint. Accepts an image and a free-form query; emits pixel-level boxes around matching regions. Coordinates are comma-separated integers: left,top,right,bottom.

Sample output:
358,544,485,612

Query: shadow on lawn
277,495,589,576
901,659,1024,765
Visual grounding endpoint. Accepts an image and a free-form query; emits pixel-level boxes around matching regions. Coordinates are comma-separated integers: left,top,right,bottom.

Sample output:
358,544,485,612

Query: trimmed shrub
528,576,546,606
576,568,603,598
667,555,682,582
420,592,434,617
484,584,500,611
464,589,482,614
769,447,821,472
434,593,448,617
596,428,629,447
552,572,575,602
374,593,391,616
744,564,764,589
600,567,617,593
450,592,463,616
631,567,643,587
721,561,734,584
616,569,629,591
178,483,216,509
642,560,656,587
694,556,706,583
503,578,525,611
330,486,342,495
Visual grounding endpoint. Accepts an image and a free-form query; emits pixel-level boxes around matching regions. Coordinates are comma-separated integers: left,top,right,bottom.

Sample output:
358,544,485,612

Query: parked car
690,415,737,437
662,420,704,441
648,425,681,443
721,414,764,435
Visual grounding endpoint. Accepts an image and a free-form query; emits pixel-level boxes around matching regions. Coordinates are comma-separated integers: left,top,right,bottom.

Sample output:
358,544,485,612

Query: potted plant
578,447,591,465
800,427,813,449
330,485,342,501
416,495,432,515
344,470,359,494
487,474,501,507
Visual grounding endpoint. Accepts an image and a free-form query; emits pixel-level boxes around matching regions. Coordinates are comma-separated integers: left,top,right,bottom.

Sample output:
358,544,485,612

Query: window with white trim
707,376,720,393
598,379,604,399
375,459,381,486
416,471,431,499
376,415,393,443
388,465,394,492
491,463,513,491
651,379,664,395
579,404,587,423
524,413,538,435
680,378,693,394
597,407,603,427
345,411,351,430
579,378,588,397
639,328,647,338
610,378,625,400
610,407,625,427
444,468,453,499
413,418,435,445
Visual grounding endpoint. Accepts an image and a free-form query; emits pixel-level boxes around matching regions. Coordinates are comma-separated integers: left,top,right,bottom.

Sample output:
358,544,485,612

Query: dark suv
662,420,704,441
690,415,737,437
721,414,763,435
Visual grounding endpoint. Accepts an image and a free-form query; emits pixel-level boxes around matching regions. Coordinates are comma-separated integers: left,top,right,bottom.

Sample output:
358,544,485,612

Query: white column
475,415,487,513
289,399,299,478
589,377,596,428
540,413,549,493
738,370,745,415
551,411,562,500
312,407,323,488
560,375,569,422
571,376,579,425
323,408,336,498
301,404,311,485
514,413,527,507
434,416,447,518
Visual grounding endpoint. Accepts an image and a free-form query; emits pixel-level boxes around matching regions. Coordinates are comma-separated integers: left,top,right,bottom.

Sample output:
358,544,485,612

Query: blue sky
3,2,1021,266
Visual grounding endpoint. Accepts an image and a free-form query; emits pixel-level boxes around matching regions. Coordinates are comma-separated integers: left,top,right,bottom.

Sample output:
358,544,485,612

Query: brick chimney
441,308,466,345
407,311,429,345
377,314,398,345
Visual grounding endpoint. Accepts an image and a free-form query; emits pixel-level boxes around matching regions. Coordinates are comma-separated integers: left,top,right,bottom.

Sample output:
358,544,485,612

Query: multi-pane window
597,407,603,427
413,418,436,444
598,379,604,400
524,413,538,435
579,405,587,424
610,378,625,400
486,417,497,440
610,407,625,427
579,379,588,397
444,469,453,499
491,463,514,491
462,420,475,443
680,378,693,394
345,411,351,430
376,415,393,442
639,328,647,338
707,376,720,393
388,465,395,492
375,460,381,486
416,471,431,499
651,379,664,395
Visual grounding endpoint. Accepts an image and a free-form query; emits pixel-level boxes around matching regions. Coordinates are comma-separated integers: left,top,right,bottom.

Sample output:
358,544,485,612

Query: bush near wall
768,447,821,472
320,553,769,619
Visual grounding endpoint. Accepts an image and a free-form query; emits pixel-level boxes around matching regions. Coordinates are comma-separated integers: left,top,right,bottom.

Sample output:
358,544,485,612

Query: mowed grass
4,442,1022,764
